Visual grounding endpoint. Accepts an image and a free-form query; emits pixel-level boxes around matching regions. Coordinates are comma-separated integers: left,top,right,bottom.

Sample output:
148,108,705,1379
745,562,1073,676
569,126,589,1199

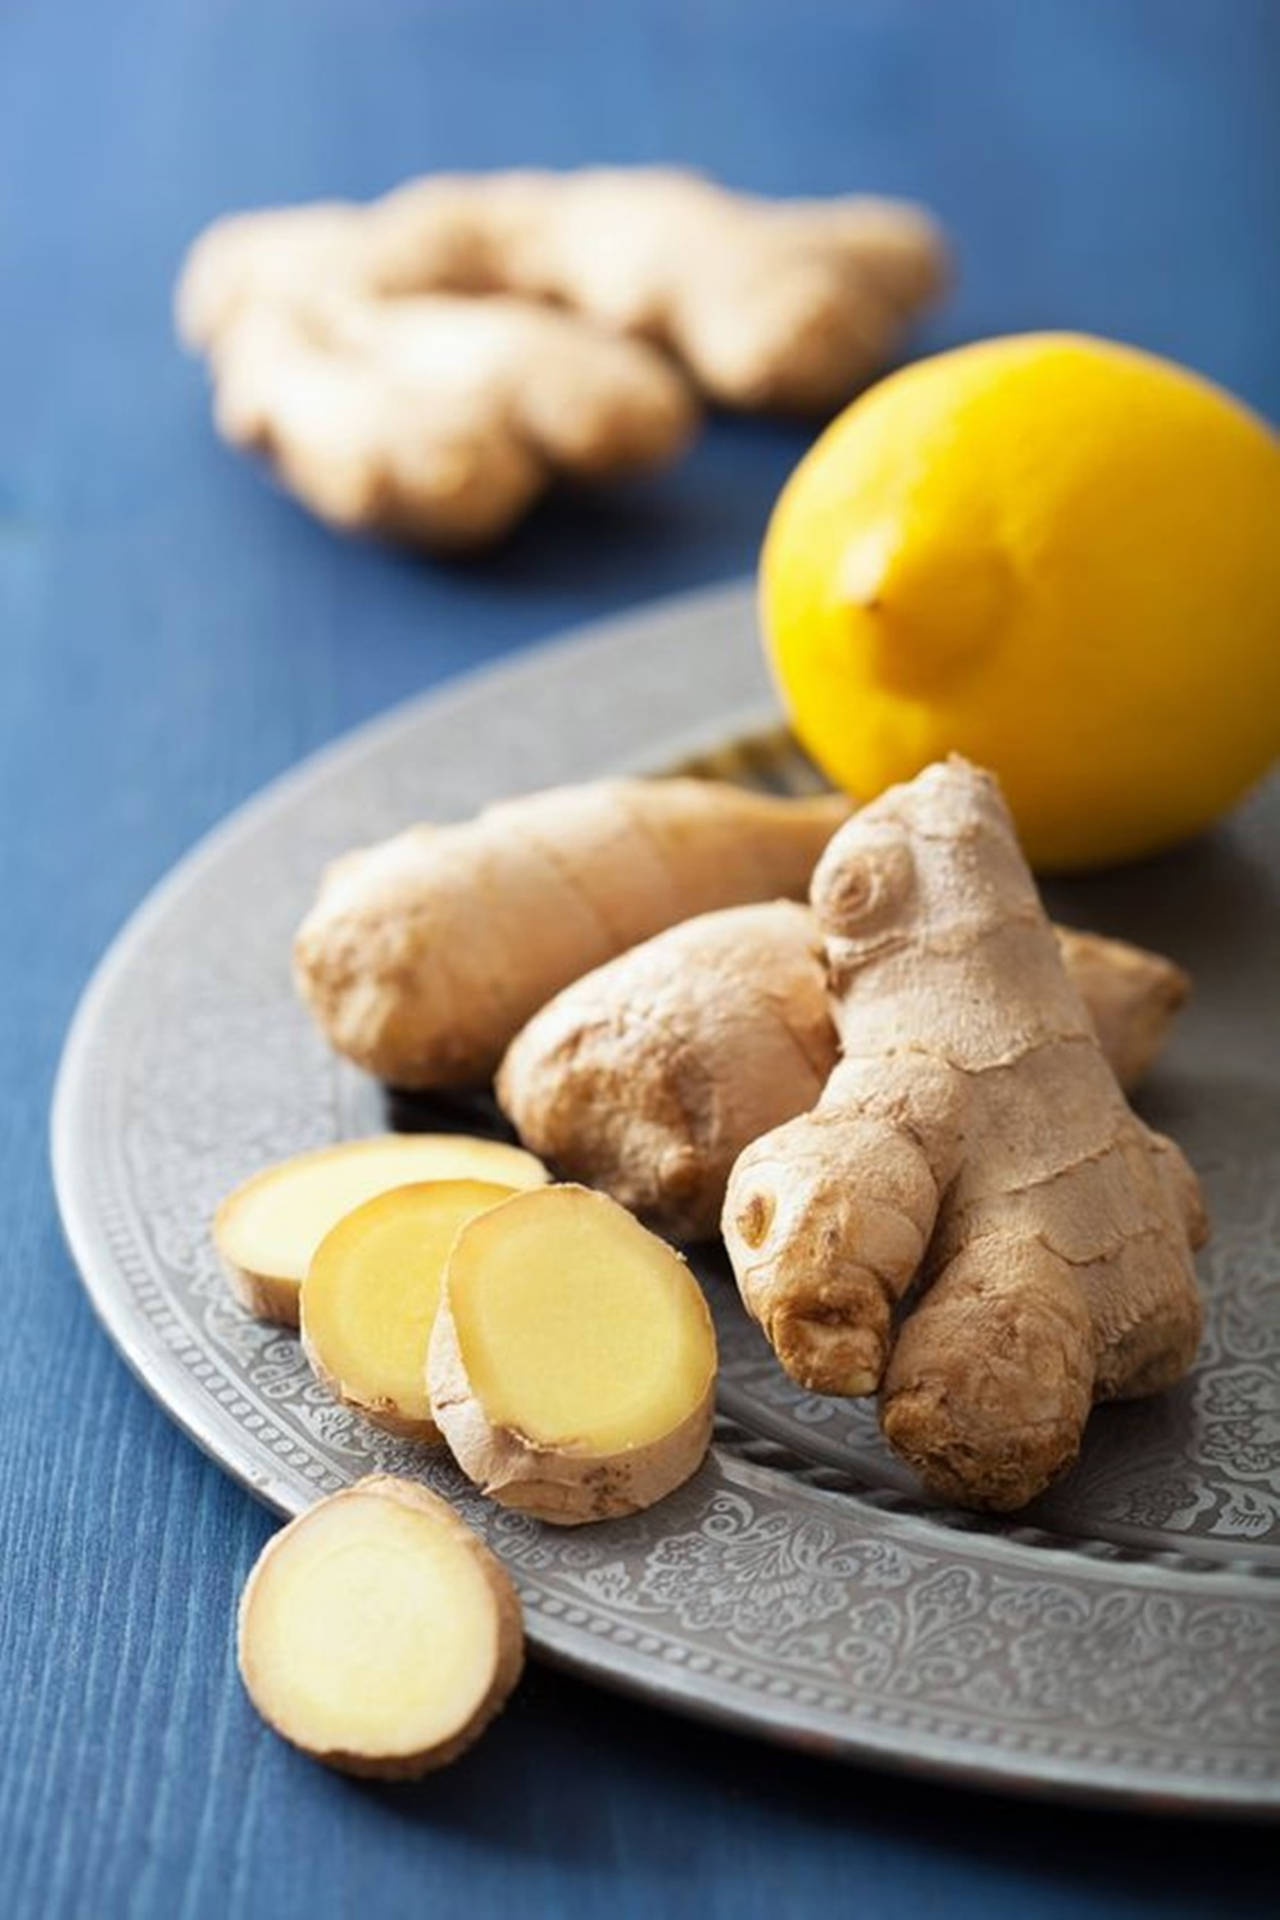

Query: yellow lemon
761,332,1280,869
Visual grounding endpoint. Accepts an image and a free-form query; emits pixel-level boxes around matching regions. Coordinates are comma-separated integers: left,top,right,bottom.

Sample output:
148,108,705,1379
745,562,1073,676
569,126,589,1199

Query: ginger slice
497,900,1190,1241
723,758,1205,1512
301,1179,517,1441
238,1475,523,1778
214,1134,548,1325
428,1185,716,1524
294,778,849,1089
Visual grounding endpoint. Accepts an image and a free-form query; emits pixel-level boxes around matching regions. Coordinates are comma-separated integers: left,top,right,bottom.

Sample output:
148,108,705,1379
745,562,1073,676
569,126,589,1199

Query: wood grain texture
1,1,1278,1915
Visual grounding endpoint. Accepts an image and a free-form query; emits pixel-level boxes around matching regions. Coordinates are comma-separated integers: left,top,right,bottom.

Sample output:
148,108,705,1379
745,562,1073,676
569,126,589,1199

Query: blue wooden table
3,2,1277,1913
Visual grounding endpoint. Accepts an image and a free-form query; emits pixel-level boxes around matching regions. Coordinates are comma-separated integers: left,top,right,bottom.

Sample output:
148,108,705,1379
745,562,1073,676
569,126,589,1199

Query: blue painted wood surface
3,2,1277,1913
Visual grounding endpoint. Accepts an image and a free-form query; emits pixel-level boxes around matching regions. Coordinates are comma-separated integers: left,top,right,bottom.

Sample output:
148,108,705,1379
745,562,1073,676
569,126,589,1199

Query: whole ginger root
497,901,1189,1241
294,779,849,1089
178,168,947,417
722,759,1205,1511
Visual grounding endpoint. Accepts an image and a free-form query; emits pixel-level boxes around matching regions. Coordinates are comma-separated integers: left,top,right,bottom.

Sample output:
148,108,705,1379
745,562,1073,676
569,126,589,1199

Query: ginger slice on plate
429,1185,716,1524
301,1178,518,1441
238,1475,523,1778
214,1134,548,1326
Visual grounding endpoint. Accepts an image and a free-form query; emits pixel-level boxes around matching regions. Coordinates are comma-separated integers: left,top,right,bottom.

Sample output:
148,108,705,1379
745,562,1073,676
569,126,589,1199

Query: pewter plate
52,582,1280,1815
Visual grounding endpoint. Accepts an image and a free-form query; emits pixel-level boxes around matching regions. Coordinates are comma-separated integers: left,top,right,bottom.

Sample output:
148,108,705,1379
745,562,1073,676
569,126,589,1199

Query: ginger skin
722,760,1205,1511
368,168,949,412
294,779,849,1089
497,901,1189,1242
1052,926,1189,1094
175,168,945,543
196,290,696,549
178,168,947,416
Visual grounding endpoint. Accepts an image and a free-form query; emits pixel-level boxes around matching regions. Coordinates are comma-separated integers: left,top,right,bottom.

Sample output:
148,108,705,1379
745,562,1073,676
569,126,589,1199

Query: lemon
761,332,1280,869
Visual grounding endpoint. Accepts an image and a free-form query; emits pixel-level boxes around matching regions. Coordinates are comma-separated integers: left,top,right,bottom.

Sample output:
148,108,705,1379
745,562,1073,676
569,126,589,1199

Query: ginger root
238,1475,523,1777
428,1184,716,1524
368,167,949,412
294,779,849,1089
497,901,1189,1241
214,1133,547,1326
197,289,696,549
723,759,1205,1511
498,901,830,1240
1052,925,1190,1094
178,169,947,416
300,1179,519,1440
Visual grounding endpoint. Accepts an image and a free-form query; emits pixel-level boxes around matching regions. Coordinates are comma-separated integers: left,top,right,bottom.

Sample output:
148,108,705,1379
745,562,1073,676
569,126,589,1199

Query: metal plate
52,581,1280,1815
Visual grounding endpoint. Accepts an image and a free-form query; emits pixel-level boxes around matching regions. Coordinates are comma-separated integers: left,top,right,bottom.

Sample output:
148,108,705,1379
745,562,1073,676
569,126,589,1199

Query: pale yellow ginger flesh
238,1475,523,1778
294,778,849,1089
722,759,1206,1512
179,170,946,415
214,1134,548,1325
300,1179,519,1440
498,900,1189,1241
428,1185,716,1524
202,291,696,548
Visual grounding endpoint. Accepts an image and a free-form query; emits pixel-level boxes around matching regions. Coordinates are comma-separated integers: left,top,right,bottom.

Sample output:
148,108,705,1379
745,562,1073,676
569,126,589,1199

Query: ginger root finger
214,1134,548,1326
428,1185,716,1525
294,779,850,1090
726,1051,963,1394
880,1239,1095,1512
723,758,1203,1510
499,898,1189,1242
300,1179,519,1440
205,291,696,549
177,201,369,352
371,167,949,412
496,900,832,1241
1051,926,1189,1092
237,1475,523,1778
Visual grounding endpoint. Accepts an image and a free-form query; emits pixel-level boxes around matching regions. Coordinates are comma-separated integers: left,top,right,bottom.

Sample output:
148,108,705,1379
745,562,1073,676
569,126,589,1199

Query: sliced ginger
301,1179,517,1440
723,759,1205,1512
429,1185,716,1524
238,1475,523,1777
215,1133,547,1325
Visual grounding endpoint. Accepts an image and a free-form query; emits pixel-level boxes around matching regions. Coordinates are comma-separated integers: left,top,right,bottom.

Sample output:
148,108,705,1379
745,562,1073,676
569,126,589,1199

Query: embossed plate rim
51,580,1280,1816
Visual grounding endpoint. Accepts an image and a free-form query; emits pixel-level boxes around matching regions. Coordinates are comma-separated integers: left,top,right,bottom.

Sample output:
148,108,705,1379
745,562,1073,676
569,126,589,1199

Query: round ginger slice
301,1179,518,1440
428,1184,717,1525
238,1475,524,1778
214,1133,548,1325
